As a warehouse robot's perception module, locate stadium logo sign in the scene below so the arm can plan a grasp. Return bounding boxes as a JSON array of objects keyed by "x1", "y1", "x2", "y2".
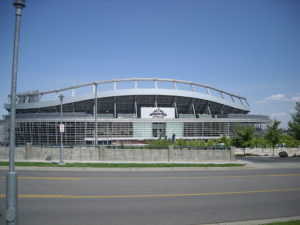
[
  {"x1": 150, "y1": 108, "x2": 167, "y2": 118},
  {"x1": 141, "y1": 107, "x2": 175, "y2": 118}
]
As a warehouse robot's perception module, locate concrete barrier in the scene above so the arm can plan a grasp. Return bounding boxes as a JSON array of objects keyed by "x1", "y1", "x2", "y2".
[
  {"x1": 0, "y1": 145, "x2": 234, "y2": 162},
  {"x1": 2, "y1": 146, "x2": 299, "y2": 162}
]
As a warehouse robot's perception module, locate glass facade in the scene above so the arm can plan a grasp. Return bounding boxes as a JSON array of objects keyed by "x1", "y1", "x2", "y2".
[{"x1": 0, "y1": 118, "x2": 268, "y2": 146}]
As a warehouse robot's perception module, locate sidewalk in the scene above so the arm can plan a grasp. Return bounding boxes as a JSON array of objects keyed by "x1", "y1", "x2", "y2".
[
  {"x1": 1, "y1": 159, "x2": 300, "y2": 171},
  {"x1": 201, "y1": 216, "x2": 300, "y2": 225},
  {"x1": 0, "y1": 160, "x2": 249, "y2": 171},
  {"x1": 237, "y1": 159, "x2": 300, "y2": 169}
]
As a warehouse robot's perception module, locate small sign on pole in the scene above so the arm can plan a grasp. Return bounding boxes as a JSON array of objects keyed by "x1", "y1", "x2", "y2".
[{"x1": 59, "y1": 124, "x2": 65, "y2": 133}]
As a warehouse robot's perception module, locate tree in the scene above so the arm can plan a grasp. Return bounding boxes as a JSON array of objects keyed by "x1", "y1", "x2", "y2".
[
  {"x1": 252, "y1": 136, "x2": 268, "y2": 148},
  {"x1": 195, "y1": 139, "x2": 207, "y2": 146},
  {"x1": 232, "y1": 125, "x2": 254, "y2": 155},
  {"x1": 148, "y1": 139, "x2": 171, "y2": 147},
  {"x1": 175, "y1": 139, "x2": 187, "y2": 147},
  {"x1": 265, "y1": 120, "x2": 282, "y2": 156},
  {"x1": 288, "y1": 102, "x2": 300, "y2": 141},
  {"x1": 280, "y1": 133, "x2": 300, "y2": 147},
  {"x1": 207, "y1": 139, "x2": 216, "y2": 147},
  {"x1": 217, "y1": 135, "x2": 232, "y2": 147}
]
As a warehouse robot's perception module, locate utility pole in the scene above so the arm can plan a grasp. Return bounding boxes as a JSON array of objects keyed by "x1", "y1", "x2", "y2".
[
  {"x1": 6, "y1": 1, "x2": 26, "y2": 224},
  {"x1": 59, "y1": 94, "x2": 64, "y2": 164}
]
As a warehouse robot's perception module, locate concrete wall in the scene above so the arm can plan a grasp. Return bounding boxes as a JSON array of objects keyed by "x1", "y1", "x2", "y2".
[{"x1": 0, "y1": 145, "x2": 234, "y2": 162}]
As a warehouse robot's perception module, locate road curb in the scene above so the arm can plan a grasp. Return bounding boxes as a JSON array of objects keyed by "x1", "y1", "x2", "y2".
[
  {"x1": 201, "y1": 216, "x2": 300, "y2": 225},
  {"x1": 0, "y1": 165, "x2": 251, "y2": 172},
  {"x1": 0, "y1": 160, "x2": 251, "y2": 171}
]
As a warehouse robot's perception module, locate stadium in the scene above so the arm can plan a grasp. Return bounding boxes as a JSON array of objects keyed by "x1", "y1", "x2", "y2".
[{"x1": 2, "y1": 78, "x2": 271, "y2": 146}]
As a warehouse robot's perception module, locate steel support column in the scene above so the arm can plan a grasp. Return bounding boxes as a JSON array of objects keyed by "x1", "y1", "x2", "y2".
[
  {"x1": 173, "y1": 96, "x2": 178, "y2": 118},
  {"x1": 154, "y1": 96, "x2": 157, "y2": 108},
  {"x1": 114, "y1": 97, "x2": 116, "y2": 118},
  {"x1": 134, "y1": 95, "x2": 137, "y2": 118},
  {"x1": 192, "y1": 103, "x2": 196, "y2": 116}
]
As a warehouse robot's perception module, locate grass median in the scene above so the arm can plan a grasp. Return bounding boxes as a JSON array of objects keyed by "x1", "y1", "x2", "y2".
[{"x1": 0, "y1": 161, "x2": 245, "y2": 168}]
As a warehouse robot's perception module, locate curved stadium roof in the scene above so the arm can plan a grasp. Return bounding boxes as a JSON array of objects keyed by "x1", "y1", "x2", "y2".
[{"x1": 5, "y1": 78, "x2": 250, "y2": 115}]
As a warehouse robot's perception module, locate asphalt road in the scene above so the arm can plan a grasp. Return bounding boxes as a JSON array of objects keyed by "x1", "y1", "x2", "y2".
[{"x1": 1, "y1": 168, "x2": 300, "y2": 225}]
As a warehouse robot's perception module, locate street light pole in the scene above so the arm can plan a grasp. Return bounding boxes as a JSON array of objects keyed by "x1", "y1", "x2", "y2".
[
  {"x1": 6, "y1": 1, "x2": 26, "y2": 224},
  {"x1": 59, "y1": 94, "x2": 64, "y2": 164}
]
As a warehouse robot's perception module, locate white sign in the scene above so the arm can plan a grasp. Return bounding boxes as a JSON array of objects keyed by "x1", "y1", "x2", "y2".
[
  {"x1": 59, "y1": 124, "x2": 65, "y2": 133},
  {"x1": 141, "y1": 107, "x2": 175, "y2": 119}
]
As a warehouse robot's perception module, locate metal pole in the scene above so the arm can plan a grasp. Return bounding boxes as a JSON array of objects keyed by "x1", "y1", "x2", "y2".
[
  {"x1": 59, "y1": 94, "x2": 64, "y2": 164},
  {"x1": 106, "y1": 121, "x2": 108, "y2": 146},
  {"x1": 6, "y1": 1, "x2": 25, "y2": 225},
  {"x1": 105, "y1": 111, "x2": 109, "y2": 146},
  {"x1": 94, "y1": 84, "x2": 98, "y2": 147}
]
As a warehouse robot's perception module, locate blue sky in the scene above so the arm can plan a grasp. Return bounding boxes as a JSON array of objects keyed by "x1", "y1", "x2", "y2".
[{"x1": 0, "y1": 0, "x2": 299, "y2": 128}]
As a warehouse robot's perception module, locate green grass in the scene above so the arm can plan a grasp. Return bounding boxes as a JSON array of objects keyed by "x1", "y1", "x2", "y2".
[
  {"x1": 263, "y1": 220, "x2": 300, "y2": 225},
  {"x1": 0, "y1": 161, "x2": 245, "y2": 168}
]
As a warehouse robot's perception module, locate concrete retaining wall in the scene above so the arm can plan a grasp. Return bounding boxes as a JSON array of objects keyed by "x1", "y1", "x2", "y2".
[
  {"x1": 0, "y1": 145, "x2": 234, "y2": 162},
  {"x1": 1, "y1": 146, "x2": 299, "y2": 162}
]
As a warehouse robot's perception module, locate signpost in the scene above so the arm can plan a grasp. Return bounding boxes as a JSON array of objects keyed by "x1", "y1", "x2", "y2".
[{"x1": 59, "y1": 124, "x2": 65, "y2": 133}]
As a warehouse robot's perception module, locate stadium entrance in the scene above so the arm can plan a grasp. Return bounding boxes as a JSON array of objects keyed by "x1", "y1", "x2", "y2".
[{"x1": 152, "y1": 123, "x2": 166, "y2": 138}]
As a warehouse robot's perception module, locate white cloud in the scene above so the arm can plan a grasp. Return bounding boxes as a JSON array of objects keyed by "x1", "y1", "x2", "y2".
[
  {"x1": 257, "y1": 100, "x2": 266, "y2": 104},
  {"x1": 258, "y1": 93, "x2": 300, "y2": 104},
  {"x1": 270, "y1": 112, "x2": 287, "y2": 117},
  {"x1": 266, "y1": 94, "x2": 286, "y2": 101},
  {"x1": 291, "y1": 96, "x2": 300, "y2": 102}
]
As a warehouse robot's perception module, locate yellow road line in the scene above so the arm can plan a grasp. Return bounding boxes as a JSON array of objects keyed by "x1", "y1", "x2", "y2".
[
  {"x1": 1, "y1": 188, "x2": 300, "y2": 199},
  {"x1": 0, "y1": 173, "x2": 299, "y2": 181}
]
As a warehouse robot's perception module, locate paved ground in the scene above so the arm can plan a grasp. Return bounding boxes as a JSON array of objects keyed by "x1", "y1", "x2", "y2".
[
  {"x1": 1, "y1": 161, "x2": 300, "y2": 225},
  {"x1": 237, "y1": 156, "x2": 300, "y2": 164},
  {"x1": 236, "y1": 156, "x2": 300, "y2": 169}
]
